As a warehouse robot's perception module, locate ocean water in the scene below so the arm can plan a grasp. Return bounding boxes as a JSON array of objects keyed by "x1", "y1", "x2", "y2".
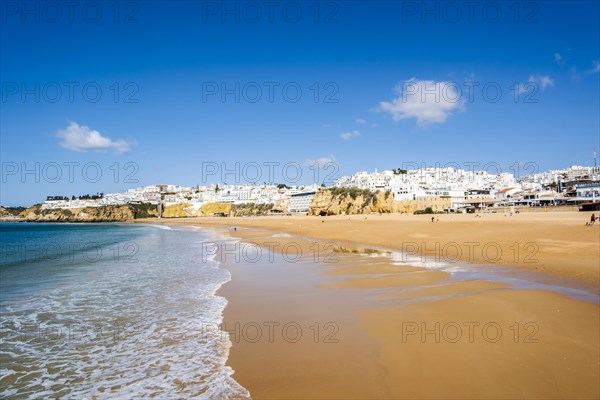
[{"x1": 0, "y1": 222, "x2": 249, "y2": 399}]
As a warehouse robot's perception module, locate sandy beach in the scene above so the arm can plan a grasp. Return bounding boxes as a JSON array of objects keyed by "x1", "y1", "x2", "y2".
[{"x1": 140, "y1": 211, "x2": 600, "y2": 398}]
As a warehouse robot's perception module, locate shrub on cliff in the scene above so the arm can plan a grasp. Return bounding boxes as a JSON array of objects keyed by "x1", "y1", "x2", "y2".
[
  {"x1": 414, "y1": 207, "x2": 435, "y2": 215},
  {"x1": 328, "y1": 187, "x2": 376, "y2": 201},
  {"x1": 130, "y1": 203, "x2": 158, "y2": 218},
  {"x1": 231, "y1": 203, "x2": 274, "y2": 216}
]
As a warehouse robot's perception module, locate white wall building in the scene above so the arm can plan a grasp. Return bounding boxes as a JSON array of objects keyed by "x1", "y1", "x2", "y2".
[
  {"x1": 289, "y1": 191, "x2": 317, "y2": 213},
  {"x1": 575, "y1": 184, "x2": 600, "y2": 201}
]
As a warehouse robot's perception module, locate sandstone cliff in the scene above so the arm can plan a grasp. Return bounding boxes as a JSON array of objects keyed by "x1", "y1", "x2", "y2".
[
  {"x1": 161, "y1": 202, "x2": 273, "y2": 217},
  {"x1": 19, "y1": 204, "x2": 157, "y2": 222},
  {"x1": 161, "y1": 203, "x2": 233, "y2": 218},
  {"x1": 308, "y1": 188, "x2": 408, "y2": 216},
  {"x1": 0, "y1": 206, "x2": 26, "y2": 220},
  {"x1": 231, "y1": 203, "x2": 274, "y2": 217}
]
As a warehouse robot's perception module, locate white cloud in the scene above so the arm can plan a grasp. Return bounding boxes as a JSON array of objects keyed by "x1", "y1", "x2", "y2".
[
  {"x1": 322, "y1": 123, "x2": 332, "y2": 128},
  {"x1": 377, "y1": 78, "x2": 465, "y2": 127},
  {"x1": 340, "y1": 130, "x2": 361, "y2": 140},
  {"x1": 304, "y1": 155, "x2": 337, "y2": 168},
  {"x1": 56, "y1": 122, "x2": 132, "y2": 154},
  {"x1": 529, "y1": 75, "x2": 555, "y2": 89},
  {"x1": 355, "y1": 118, "x2": 367, "y2": 124},
  {"x1": 515, "y1": 75, "x2": 555, "y2": 95}
]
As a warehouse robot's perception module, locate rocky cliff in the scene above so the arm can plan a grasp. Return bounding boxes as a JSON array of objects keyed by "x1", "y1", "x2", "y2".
[
  {"x1": 19, "y1": 204, "x2": 157, "y2": 222},
  {"x1": 16, "y1": 201, "x2": 276, "y2": 222},
  {"x1": 0, "y1": 206, "x2": 26, "y2": 220},
  {"x1": 231, "y1": 203, "x2": 274, "y2": 216},
  {"x1": 161, "y1": 202, "x2": 274, "y2": 217},
  {"x1": 161, "y1": 203, "x2": 233, "y2": 218},
  {"x1": 308, "y1": 188, "x2": 407, "y2": 216}
]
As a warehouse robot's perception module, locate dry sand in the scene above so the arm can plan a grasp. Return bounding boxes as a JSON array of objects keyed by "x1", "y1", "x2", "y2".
[{"x1": 139, "y1": 211, "x2": 600, "y2": 398}]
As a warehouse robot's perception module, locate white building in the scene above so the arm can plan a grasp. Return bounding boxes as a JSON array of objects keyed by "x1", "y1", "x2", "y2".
[
  {"x1": 494, "y1": 187, "x2": 522, "y2": 202},
  {"x1": 288, "y1": 191, "x2": 317, "y2": 213},
  {"x1": 575, "y1": 184, "x2": 600, "y2": 201}
]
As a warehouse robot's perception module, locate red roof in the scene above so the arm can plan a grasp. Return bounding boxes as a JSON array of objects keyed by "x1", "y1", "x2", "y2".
[{"x1": 497, "y1": 188, "x2": 515, "y2": 193}]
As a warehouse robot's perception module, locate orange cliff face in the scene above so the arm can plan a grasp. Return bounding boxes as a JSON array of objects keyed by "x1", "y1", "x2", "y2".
[{"x1": 308, "y1": 188, "x2": 416, "y2": 216}]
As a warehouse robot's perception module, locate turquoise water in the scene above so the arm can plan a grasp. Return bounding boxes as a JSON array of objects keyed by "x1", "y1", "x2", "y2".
[{"x1": 0, "y1": 222, "x2": 249, "y2": 398}]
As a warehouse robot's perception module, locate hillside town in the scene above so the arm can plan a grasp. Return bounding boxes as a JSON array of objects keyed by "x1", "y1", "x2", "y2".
[{"x1": 40, "y1": 165, "x2": 600, "y2": 214}]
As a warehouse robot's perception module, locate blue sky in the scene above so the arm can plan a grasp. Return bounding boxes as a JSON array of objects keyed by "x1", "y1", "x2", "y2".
[{"x1": 1, "y1": 0, "x2": 599, "y2": 205}]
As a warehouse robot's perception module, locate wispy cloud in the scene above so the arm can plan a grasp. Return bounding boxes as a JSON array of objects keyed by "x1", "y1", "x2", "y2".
[
  {"x1": 377, "y1": 78, "x2": 465, "y2": 127},
  {"x1": 355, "y1": 118, "x2": 367, "y2": 124},
  {"x1": 530, "y1": 75, "x2": 555, "y2": 89},
  {"x1": 516, "y1": 75, "x2": 555, "y2": 94},
  {"x1": 554, "y1": 52, "x2": 565, "y2": 66},
  {"x1": 554, "y1": 52, "x2": 600, "y2": 81},
  {"x1": 340, "y1": 130, "x2": 361, "y2": 140},
  {"x1": 572, "y1": 61, "x2": 600, "y2": 81},
  {"x1": 322, "y1": 123, "x2": 333, "y2": 128},
  {"x1": 56, "y1": 122, "x2": 132, "y2": 154},
  {"x1": 304, "y1": 155, "x2": 338, "y2": 168},
  {"x1": 570, "y1": 66, "x2": 581, "y2": 81}
]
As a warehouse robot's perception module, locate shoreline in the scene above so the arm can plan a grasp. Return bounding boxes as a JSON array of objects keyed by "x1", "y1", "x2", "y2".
[
  {"x1": 138, "y1": 211, "x2": 600, "y2": 293},
  {"x1": 219, "y1": 226, "x2": 599, "y2": 398},
  {"x1": 148, "y1": 213, "x2": 599, "y2": 398}
]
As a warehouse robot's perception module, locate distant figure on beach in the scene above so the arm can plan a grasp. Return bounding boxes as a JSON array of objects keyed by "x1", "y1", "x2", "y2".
[
  {"x1": 589, "y1": 214, "x2": 596, "y2": 226},
  {"x1": 431, "y1": 216, "x2": 435, "y2": 222},
  {"x1": 436, "y1": 216, "x2": 439, "y2": 222}
]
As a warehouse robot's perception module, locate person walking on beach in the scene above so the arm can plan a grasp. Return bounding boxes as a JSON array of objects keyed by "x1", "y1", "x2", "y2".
[
  {"x1": 431, "y1": 216, "x2": 435, "y2": 223},
  {"x1": 590, "y1": 213, "x2": 596, "y2": 226}
]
